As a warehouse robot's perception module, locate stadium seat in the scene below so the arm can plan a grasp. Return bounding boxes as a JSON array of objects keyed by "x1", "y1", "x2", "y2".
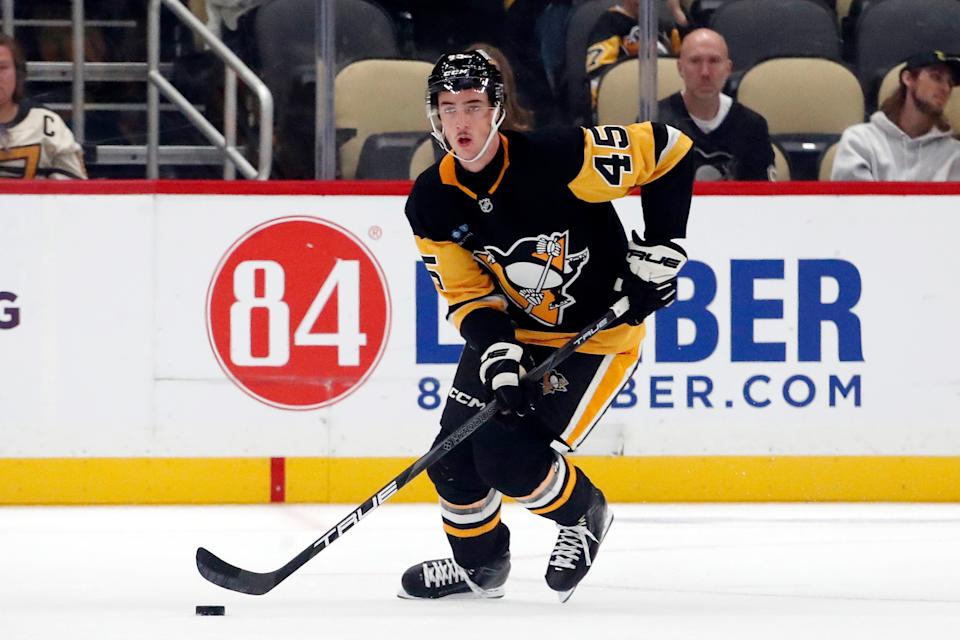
[
  {"x1": 737, "y1": 58, "x2": 864, "y2": 135},
  {"x1": 355, "y1": 132, "x2": 434, "y2": 180},
  {"x1": 877, "y1": 63, "x2": 960, "y2": 134},
  {"x1": 564, "y1": 0, "x2": 619, "y2": 125},
  {"x1": 737, "y1": 57, "x2": 862, "y2": 180},
  {"x1": 409, "y1": 137, "x2": 444, "y2": 180},
  {"x1": 256, "y1": 0, "x2": 399, "y2": 75},
  {"x1": 335, "y1": 59, "x2": 433, "y2": 180},
  {"x1": 818, "y1": 141, "x2": 839, "y2": 181},
  {"x1": 771, "y1": 141, "x2": 791, "y2": 181},
  {"x1": 595, "y1": 58, "x2": 684, "y2": 125},
  {"x1": 709, "y1": 0, "x2": 841, "y2": 76},
  {"x1": 256, "y1": 0, "x2": 400, "y2": 178},
  {"x1": 854, "y1": 0, "x2": 960, "y2": 100}
]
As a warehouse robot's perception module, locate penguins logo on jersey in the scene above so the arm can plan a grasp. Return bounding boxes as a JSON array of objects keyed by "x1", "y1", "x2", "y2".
[
  {"x1": 476, "y1": 230, "x2": 589, "y2": 326},
  {"x1": 542, "y1": 370, "x2": 569, "y2": 395}
]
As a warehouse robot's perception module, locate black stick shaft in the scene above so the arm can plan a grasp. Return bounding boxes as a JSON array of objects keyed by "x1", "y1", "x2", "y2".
[{"x1": 196, "y1": 297, "x2": 629, "y2": 595}]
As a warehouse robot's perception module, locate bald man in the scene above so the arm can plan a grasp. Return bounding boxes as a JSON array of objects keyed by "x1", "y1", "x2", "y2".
[{"x1": 657, "y1": 28, "x2": 774, "y2": 181}]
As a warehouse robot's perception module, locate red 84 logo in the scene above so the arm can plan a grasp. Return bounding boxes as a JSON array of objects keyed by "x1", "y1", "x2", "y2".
[{"x1": 206, "y1": 216, "x2": 391, "y2": 410}]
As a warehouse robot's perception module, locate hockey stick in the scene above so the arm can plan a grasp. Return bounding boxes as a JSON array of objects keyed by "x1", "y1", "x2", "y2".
[{"x1": 196, "y1": 296, "x2": 630, "y2": 596}]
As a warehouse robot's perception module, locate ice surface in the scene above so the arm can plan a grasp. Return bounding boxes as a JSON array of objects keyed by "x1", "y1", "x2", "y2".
[{"x1": 2, "y1": 503, "x2": 959, "y2": 639}]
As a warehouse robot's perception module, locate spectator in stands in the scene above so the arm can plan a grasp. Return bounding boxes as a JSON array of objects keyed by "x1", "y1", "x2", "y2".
[
  {"x1": 586, "y1": 0, "x2": 690, "y2": 118},
  {"x1": 657, "y1": 28, "x2": 773, "y2": 180},
  {"x1": 468, "y1": 43, "x2": 535, "y2": 132},
  {"x1": 504, "y1": 0, "x2": 565, "y2": 126},
  {"x1": 832, "y1": 50, "x2": 960, "y2": 181},
  {"x1": 0, "y1": 34, "x2": 87, "y2": 179},
  {"x1": 202, "y1": 0, "x2": 271, "y2": 73}
]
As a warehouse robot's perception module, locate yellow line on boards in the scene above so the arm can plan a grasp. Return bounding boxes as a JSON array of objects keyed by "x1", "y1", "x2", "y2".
[
  {"x1": 0, "y1": 458, "x2": 269, "y2": 505},
  {"x1": 1, "y1": 457, "x2": 960, "y2": 504}
]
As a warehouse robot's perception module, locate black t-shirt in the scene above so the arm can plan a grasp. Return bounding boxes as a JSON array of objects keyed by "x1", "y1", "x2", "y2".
[{"x1": 657, "y1": 92, "x2": 774, "y2": 181}]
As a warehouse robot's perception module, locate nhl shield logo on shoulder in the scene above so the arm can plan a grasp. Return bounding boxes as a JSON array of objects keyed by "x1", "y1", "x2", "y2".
[{"x1": 478, "y1": 197, "x2": 493, "y2": 213}]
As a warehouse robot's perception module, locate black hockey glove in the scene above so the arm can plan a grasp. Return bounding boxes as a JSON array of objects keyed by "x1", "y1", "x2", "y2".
[
  {"x1": 614, "y1": 231, "x2": 688, "y2": 326},
  {"x1": 479, "y1": 341, "x2": 537, "y2": 417}
]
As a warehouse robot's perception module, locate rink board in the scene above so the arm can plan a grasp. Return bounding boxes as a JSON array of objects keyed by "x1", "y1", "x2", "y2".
[{"x1": 1, "y1": 181, "x2": 959, "y2": 503}]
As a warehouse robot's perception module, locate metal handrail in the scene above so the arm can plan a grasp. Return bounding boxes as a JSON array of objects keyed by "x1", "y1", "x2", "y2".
[
  {"x1": 26, "y1": 61, "x2": 173, "y2": 82},
  {"x1": 147, "y1": 0, "x2": 273, "y2": 179},
  {"x1": 1, "y1": 0, "x2": 12, "y2": 36},
  {"x1": 72, "y1": 0, "x2": 84, "y2": 144}
]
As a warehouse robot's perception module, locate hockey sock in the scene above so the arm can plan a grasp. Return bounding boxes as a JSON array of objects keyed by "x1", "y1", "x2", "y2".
[
  {"x1": 515, "y1": 453, "x2": 599, "y2": 526},
  {"x1": 440, "y1": 489, "x2": 511, "y2": 569}
]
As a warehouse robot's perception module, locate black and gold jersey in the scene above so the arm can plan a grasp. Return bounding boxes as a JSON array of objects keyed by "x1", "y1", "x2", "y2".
[
  {"x1": 405, "y1": 123, "x2": 693, "y2": 356},
  {"x1": 585, "y1": 5, "x2": 682, "y2": 115}
]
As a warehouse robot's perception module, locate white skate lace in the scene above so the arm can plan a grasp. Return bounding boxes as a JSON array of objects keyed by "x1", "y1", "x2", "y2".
[
  {"x1": 548, "y1": 518, "x2": 598, "y2": 570},
  {"x1": 423, "y1": 558, "x2": 468, "y2": 588}
]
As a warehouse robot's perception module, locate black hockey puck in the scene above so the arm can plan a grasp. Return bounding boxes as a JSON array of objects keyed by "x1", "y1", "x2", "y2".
[{"x1": 195, "y1": 605, "x2": 225, "y2": 616}]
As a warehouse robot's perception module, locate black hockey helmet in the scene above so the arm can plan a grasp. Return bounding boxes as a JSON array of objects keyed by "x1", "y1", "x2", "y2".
[{"x1": 426, "y1": 50, "x2": 505, "y2": 113}]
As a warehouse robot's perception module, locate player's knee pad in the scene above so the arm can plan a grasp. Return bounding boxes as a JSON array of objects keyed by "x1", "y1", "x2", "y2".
[{"x1": 471, "y1": 419, "x2": 556, "y2": 497}]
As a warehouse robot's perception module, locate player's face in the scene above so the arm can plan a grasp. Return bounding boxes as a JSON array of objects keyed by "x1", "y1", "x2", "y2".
[
  {"x1": 677, "y1": 35, "x2": 731, "y2": 100},
  {"x1": 905, "y1": 65, "x2": 955, "y2": 117},
  {"x1": 437, "y1": 88, "x2": 495, "y2": 160},
  {"x1": 0, "y1": 45, "x2": 16, "y2": 110}
]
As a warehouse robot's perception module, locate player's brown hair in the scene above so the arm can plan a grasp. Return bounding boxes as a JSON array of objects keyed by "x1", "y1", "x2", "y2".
[
  {"x1": 467, "y1": 43, "x2": 535, "y2": 132},
  {"x1": 0, "y1": 33, "x2": 27, "y2": 104}
]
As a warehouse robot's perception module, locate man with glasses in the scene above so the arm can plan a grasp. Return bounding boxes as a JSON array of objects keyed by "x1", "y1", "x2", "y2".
[{"x1": 399, "y1": 49, "x2": 695, "y2": 602}]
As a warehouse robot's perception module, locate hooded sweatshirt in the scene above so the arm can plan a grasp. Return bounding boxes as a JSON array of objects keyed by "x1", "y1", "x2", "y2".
[{"x1": 831, "y1": 111, "x2": 960, "y2": 181}]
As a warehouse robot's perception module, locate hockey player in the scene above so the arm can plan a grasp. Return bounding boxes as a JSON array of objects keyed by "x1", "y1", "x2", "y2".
[
  {"x1": 0, "y1": 34, "x2": 87, "y2": 179},
  {"x1": 400, "y1": 50, "x2": 693, "y2": 602}
]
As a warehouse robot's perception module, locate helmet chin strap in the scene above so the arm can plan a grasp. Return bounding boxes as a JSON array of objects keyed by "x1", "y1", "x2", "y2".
[{"x1": 430, "y1": 106, "x2": 505, "y2": 164}]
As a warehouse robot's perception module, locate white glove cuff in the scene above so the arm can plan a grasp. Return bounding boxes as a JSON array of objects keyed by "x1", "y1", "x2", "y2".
[{"x1": 479, "y1": 342, "x2": 524, "y2": 383}]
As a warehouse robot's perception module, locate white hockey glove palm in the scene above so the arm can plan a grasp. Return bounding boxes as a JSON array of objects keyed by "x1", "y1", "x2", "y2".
[
  {"x1": 479, "y1": 341, "x2": 535, "y2": 417},
  {"x1": 614, "y1": 231, "x2": 688, "y2": 326}
]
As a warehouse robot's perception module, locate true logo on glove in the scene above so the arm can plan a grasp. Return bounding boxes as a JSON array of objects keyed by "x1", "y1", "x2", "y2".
[{"x1": 628, "y1": 249, "x2": 683, "y2": 269}]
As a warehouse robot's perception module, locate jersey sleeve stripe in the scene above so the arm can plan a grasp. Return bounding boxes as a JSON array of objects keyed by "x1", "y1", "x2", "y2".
[
  {"x1": 448, "y1": 295, "x2": 508, "y2": 329},
  {"x1": 649, "y1": 125, "x2": 693, "y2": 182}
]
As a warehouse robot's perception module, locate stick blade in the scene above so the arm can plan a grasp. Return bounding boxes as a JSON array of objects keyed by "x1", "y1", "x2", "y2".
[{"x1": 196, "y1": 547, "x2": 279, "y2": 596}]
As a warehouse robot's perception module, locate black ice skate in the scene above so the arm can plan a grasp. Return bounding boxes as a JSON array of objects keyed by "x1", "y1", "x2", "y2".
[
  {"x1": 545, "y1": 489, "x2": 614, "y2": 602},
  {"x1": 397, "y1": 552, "x2": 510, "y2": 600}
]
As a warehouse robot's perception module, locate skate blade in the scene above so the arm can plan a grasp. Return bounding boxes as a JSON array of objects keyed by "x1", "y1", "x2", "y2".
[
  {"x1": 396, "y1": 586, "x2": 505, "y2": 600},
  {"x1": 556, "y1": 510, "x2": 615, "y2": 604}
]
